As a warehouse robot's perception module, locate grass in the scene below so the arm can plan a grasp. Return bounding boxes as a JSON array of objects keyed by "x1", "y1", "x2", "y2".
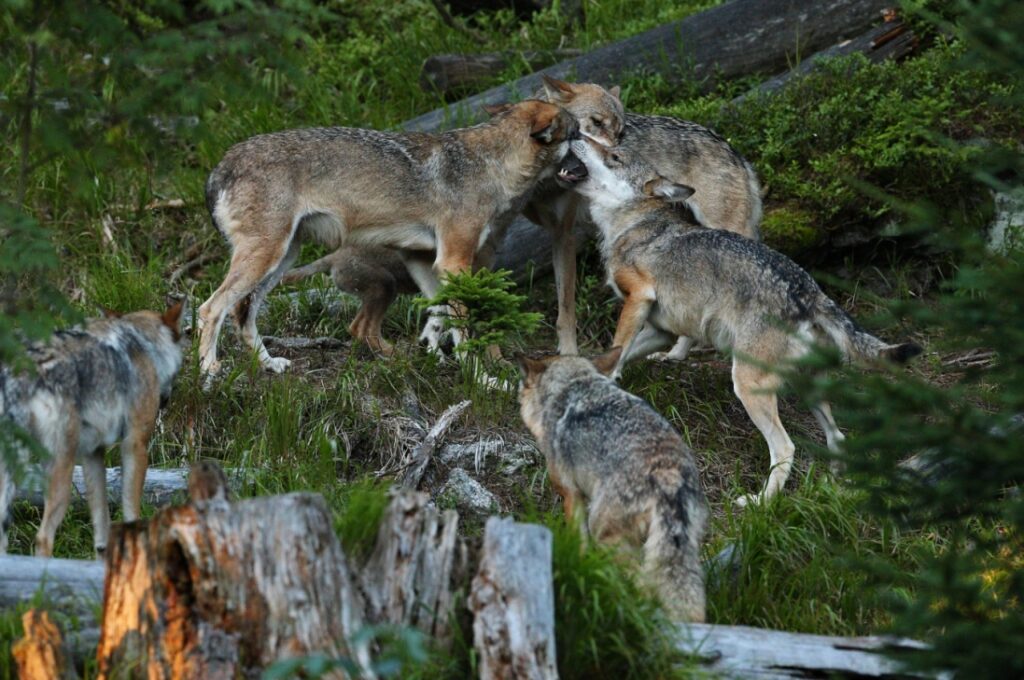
[{"x1": 0, "y1": 0, "x2": 1012, "y2": 677}]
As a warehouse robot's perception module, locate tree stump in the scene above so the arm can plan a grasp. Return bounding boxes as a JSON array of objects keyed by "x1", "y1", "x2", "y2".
[
  {"x1": 95, "y1": 492, "x2": 370, "y2": 679},
  {"x1": 358, "y1": 490, "x2": 470, "y2": 643},
  {"x1": 13, "y1": 609, "x2": 77, "y2": 680},
  {"x1": 469, "y1": 517, "x2": 557, "y2": 680}
]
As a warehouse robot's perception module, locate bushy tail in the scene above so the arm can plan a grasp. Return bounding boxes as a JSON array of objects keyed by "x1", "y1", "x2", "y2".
[
  {"x1": 815, "y1": 295, "x2": 923, "y2": 364},
  {"x1": 643, "y1": 467, "x2": 708, "y2": 622},
  {"x1": 280, "y1": 253, "x2": 335, "y2": 286}
]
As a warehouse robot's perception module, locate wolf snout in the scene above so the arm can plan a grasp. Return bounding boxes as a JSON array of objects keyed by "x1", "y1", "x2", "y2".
[{"x1": 556, "y1": 149, "x2": 588, "y2": 188}]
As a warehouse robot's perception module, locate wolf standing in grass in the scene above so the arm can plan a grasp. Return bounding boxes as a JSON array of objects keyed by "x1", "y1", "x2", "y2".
[
  {"x1": 518, "y1": 349, "x2": 708, "y2": 622},
  {"x1": 199, "y1": 100, "x2": 577, "y2": 374},
  {"x1": 0, "y1": 302, "x2": 184, "y2": 557},
  {"x1": 558, "y1": 138, "x2": 922, "y2": 506}
]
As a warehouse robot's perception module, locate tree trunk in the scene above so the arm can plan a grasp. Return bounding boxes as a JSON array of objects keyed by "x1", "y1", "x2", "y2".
[
  {"x1": 421, "y1": 50, "x2": 582, "y2": 97},
  {"x1": 95, "y1": 493, "x2": 370, "y2": 679},
  {"x1": 468, "y1": 517, "x2": 557, "y2": 680},
  {"x1": 357, "y1": 490, "x2": 470, "y2": 644},
  {"x1": 402, "y1": 0, "x2": 895, "y2": 133}
]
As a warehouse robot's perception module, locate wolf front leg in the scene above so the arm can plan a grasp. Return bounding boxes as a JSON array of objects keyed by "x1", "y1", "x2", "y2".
[
  {"x1": 610, "y1": 270, "x2": 657, "y2": 379},
  {"x1": 551, "y1": 194, "x2": 581, "y2": 356}
]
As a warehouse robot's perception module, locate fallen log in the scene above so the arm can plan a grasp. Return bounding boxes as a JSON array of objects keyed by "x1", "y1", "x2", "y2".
[
  {"x1": 469, "y1": 516, "x2": 558, "y2": 680},
  {"x1": 676, "y1": 623, "x2": 942, "y2": 679},
  {"x1": 357, "y1": 489, "x2": 470, "y2": 644},
  {"x1": 398, "y1": 400, "x2": 472, "y2": 489},
  {"x1": 14, "y1": 465, "x2": 242, "y2": 509},
  {"x1": 96, "y1": 492, "x2": 371, "y2": 679},
  {"x1": 421, "y1": 50, "x2": 582, "y2": 97},
  {"x1": 734, "y1": 15, "x2": 918, "y2": 103},
  {"x1": 402, "y1": 0, "x2": 895, "y2": 132}
]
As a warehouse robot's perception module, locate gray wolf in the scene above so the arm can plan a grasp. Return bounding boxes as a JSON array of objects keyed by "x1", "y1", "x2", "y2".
[
  {"x1": 518, "y1": 348, "x2": 708, "y2": 621},
  {"x1": 0, "y1": 302, "x2": 185, "y2": 557},
  {"x1": 198, "y1": 100, "x2": 578, "y2": 375},
  {"x1": 281, "y1": 245, "x2": 427, "y2": 356},
  {"x1": 530, "y1": 76, "x2": 763, "y2": 356},
  {"x1": 558, "y1": 138, "x2": 922, "y2": 505}
]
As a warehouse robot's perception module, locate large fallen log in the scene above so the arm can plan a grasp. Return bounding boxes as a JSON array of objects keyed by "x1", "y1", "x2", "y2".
[
  {"x1": 95, "y1": 492, "x2": 371, "y2": 679},
  {"x1": 402, "y1": 0, "x2": 895, "y2": 132},
  {"x1": 676, "y1": 623, "x2": 942, "y2": 679},
  {"x1": 469, "y1": 516, "x2": 558, "y2": 680},
  {"x1": 421, "y1": 49, "x2": 582, "y2": 97}
]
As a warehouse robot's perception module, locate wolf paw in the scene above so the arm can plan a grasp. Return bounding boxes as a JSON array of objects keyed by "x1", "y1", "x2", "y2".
[
  {"x1": 264, "y1": 356, "x2": 292, "y2": 373},
  {"x1": 734, "y1": 493, "x2": 764, "y2": 508}
]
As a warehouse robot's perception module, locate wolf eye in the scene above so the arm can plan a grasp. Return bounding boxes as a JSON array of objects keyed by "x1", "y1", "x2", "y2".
[
  {"x1": 609, "y1": 153, "x2": 623, "y2": 165},
  {"x1": 591, "y1": 117, "x2": 604, "y2": 129}
]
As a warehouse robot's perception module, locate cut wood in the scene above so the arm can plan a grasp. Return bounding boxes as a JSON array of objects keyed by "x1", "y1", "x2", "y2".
[
  {"x1": 676, "y1": 623, "x2": 946, "y2": 679},
  {"x1": 734, "y1": 17, "x2": 918, "y2": 103},
  {"x1": 421, "y1": 50, "x2": 582, "y2": 97},
  {"x1": 398, "y1": 400, "x2": 472, "y2": 489},
  {"x1": 96, "y1": 492, "x2": 371, "y2": 679},
  {"x1": 469, "y1": 516, "x2": 557, "y2": 680},
  {"x1": 14, "y1": 465, "x2": 242, "y2": 509},
  {"x1": 13, "y1": 609, "x2": 77, "y2": 680},
  {"x1": 357, "y1": 489, "x2": 470, "y2": 644},
  {"x1": 402, "y1": 0, "x2": 896, "y2": 132}
]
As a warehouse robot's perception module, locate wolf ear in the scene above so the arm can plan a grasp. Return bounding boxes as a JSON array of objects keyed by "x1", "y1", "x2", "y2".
[
  {"x1": 608, "y1": 85, "x2": 621, "y2": 100},
  {"x1": 643, "y1": 177, "x2": 695, "y2": 203},
  {"x1": 530, "y1": 107, "x2": 560, "y2": 143},
  {"x1": 515, "y1": 353, "x2": 552, "y2": 383},
  {"x1": 483, "y1": 102, "x2": 512, "y2": 117},
  {"x1": 590, "y1": 346, "x2": 623, "y2": 376},
  {"x1": 541, "y1": 75, "x2": 576, "y2": 104},
  {"x1": 162, "y1": 300, "x2": 185, "y2": 338}
]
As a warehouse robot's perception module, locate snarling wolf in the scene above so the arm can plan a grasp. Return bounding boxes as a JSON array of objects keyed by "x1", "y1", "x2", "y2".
[
  {"x1": 531, "y1": 76, "x2": 763, "y2": 356},
  {"x1": 199, "y1": 100, "x2": 577, "y2": 375},
  {"x1": 559, "y1": 138, "x2": 922, "y2": 505},
  {"x1": 518, "y1": 348, "x2": 708, "y2": 621},
  {"x1": 0, "y1": 302, "x2": 185, "y2": 557}
]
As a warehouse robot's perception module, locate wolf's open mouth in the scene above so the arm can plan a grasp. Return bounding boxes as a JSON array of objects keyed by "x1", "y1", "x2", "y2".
[{"x1": 556, "y1": 150, "x2": 588, "y2": 187}]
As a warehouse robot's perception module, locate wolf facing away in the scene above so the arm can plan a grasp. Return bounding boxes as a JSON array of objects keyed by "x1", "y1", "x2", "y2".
[
  {"x1": 518, "y1": 349, "x2": 708, "y2": 622},
  {"x1": 530, "y1": 76, "x2": 763, "y2": 356},
  {"x1": 557, "y1": 138, "x2": 922, "y2": 505},
  {"x1": 0, "y1": 302, "x2": 185, "y2": 557},
  {"x1": 199, "y1": 100, "x2": 578, "y2": 375}
]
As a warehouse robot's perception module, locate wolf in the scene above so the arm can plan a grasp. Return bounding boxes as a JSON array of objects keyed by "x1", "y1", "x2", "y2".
[
  {"x1": 518, "y1": 348, "x2": 708, "y2": 621},
  {"x1": 557, "y1": 138, "x2": 922, "y2": 505},
  {"x1": 198, "y1": 100, "x2": 578, "y2": 375},
  {"x1": 0, "y1": 302, "x2": 185, "y2": 557},
  {"x1": 530, "y1": 76, "x2": 763, "y2": 356},
  {"x1": 281, "y1": 245, "x2": 427, "y2": 356}
]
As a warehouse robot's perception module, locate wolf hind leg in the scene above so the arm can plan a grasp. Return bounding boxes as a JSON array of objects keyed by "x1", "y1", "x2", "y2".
[
  {"x1": 236, "y1": 237, "x2": 302, "y2": 372},
  {"x1": 34, "y1": 421, "x2": 79, "y2": 557},
  {"x1": 82, "y1": 452, "x2": 110, "y2": 559},
  {"x1": 623, "y1": 323, "x2": 675, "y2": 363},
  {"x1": 811, "y1": 402, "x2": 846, "y2": 474},
  {"x1": 731, "y1": 359, "x2": 794, "y2": 507}
]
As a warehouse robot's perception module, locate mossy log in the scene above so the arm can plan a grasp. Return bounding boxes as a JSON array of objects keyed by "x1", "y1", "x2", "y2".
[{"x1": 421, "y1": 50, "x2": 582, "y2": 97}]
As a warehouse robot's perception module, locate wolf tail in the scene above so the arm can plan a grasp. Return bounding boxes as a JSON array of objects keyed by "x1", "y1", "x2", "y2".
[
  {"x1": 280, "y1": 253, "x2": 335, "y2": 286},
  {"x1": 643, "y1": 465, "x2": 708, "y2": 622},
  {"x1": 814, "y1": 295, "x2": 922, "y2": 364}
]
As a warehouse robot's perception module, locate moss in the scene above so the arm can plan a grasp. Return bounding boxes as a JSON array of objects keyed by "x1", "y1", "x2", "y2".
[{"x1": 761, "y1": 205, "x2": 821, "y2": 253}]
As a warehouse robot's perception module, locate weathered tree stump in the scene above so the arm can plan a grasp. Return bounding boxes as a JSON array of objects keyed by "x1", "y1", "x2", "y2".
[
  {"x1": 357, "y1": 490, "x2": 470, "y2": 643},
  {"x1": 95, "y1": 492, "x2": 370, "y2": 679},
  {"x1": 469, "y1": 516, "x2": 557, "y2": 680},
  {"x1": 13, "y1": 609, "x2": 77, "y2": 680}
]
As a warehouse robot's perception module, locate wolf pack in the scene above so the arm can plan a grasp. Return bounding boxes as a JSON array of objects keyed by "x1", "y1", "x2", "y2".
[{"x1": 0, "y1": 76, "x2": 922, "y2": 624}]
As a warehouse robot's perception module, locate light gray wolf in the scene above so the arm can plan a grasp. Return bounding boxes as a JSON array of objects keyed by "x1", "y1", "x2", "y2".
[
  {"x1": 558, "y1": 138, "x2": 922, "y2": 505},
  {"x1": 518, "y1": 348, "x2": 708, "y2": 621},
  {"x1": 0, "y1": 302, "x2": 185, "y2": 557},
  {"x1": 281, "y1": 245, "x2": 427, "y2": 356},
  {"x1": 198, "y1": 100, "x2": 578, "y2": 375},
  {"x1": 529, "y1": 76, "x2": 763, "y2": 356}
]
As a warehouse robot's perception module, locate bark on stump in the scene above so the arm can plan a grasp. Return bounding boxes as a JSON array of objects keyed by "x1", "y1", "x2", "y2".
[
  {"x1": 13, "y1": 609, "x2": 77, "y2": 680},
  {"x1": 95, "y1": 493, "x2": 369, "y2": 679},
  {"x1": 357, "y1": 489, "x2": 470, "y2": 644},
  {"x1": 469, "y1": 516, "x2": 557, "y2": 680}
]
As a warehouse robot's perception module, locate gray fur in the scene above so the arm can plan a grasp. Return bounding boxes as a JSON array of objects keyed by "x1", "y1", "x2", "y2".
[{"x1": 519, "y1": 355, "x2": 708, "y2": 621}]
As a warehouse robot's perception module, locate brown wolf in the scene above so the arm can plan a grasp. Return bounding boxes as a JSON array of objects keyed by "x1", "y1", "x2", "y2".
[
  {"x1": 518, "y1": 348, "x2": 708, "y2": 622},
  {"x1": 532, "y1": 76, "x2": 763, "y2": 356},
  {"x1": 198, "y1": 100, "x2": 577, "y2": 375},
  {"x1": 558, "y1": 138, "x2": 922, "y2": 505},
  {"x1": 0, "y1": 302, "x2": 185, "y2": 557}
]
